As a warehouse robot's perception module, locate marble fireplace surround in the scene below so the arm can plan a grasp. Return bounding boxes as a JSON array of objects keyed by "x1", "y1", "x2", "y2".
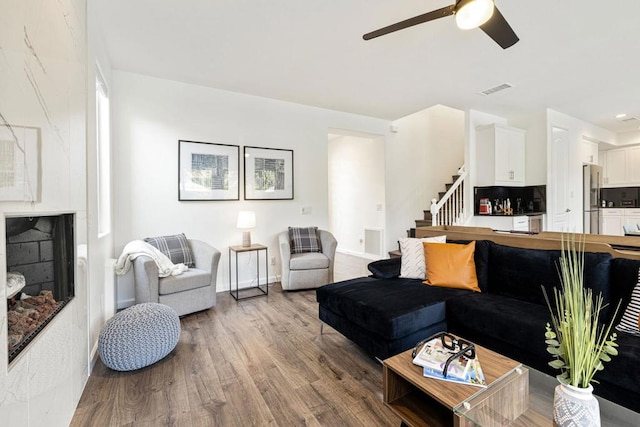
[
  {"x1": 0, "y1": 0, "x2": 89, "y2": 424},
  {"x1": 5, "y1": 214, "x2": 75, "y2": 364}
]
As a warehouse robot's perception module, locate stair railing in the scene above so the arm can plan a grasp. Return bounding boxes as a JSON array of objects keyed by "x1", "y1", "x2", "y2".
[{"x1": 430, "y1": 166, "x2": 468, "y2": 226}]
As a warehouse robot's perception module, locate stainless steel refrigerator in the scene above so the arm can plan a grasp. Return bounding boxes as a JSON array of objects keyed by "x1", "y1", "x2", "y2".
[{"x1": 583, "y1": 164, "x2": 602, "y2": 234}]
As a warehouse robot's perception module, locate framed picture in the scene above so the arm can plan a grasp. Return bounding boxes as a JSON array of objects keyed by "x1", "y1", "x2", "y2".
[
  {"x1": 244, "y1": 146, "x2": 294, "y2": 200},
  {"x1": 0, "y1": 125, "x2": 40, "y2": 202},
  {"x1": 178, "y1": 140, "x2": 240, "y2": 201}
]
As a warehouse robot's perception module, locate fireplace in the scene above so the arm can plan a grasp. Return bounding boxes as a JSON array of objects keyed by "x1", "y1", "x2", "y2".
[{"x1": 5, "y1": 213, "x2": 75, "y2": 363}]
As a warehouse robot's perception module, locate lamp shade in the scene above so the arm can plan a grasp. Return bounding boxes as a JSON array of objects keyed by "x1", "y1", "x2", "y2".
[
  {"x1": 236, "y1": 211, "x2": 256, "y2": 229},
  {"x1": 455, "y1": 0, "x2": 494, "y2": 30}
]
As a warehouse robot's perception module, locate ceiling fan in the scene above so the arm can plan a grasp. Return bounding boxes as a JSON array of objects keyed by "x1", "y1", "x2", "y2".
[{"x1": 363, "y1": 0, "x2": 519, "y2": 49}]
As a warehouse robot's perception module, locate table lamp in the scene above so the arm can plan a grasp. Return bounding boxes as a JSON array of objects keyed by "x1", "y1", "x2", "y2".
[{"x1": 237, "y1": 211, "x2": 256, "y2": 247}]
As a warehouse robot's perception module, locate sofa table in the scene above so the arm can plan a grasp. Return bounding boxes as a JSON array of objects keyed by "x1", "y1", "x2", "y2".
[{"x1": 228, "y1": 244, "x2": 268, "y2": 301}]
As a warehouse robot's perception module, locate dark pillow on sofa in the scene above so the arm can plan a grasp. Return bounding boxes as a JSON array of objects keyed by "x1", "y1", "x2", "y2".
[
  {"x1": 144, "y1": 233, "x2": 194, "y2": 267},
  {"x1": 444, "y1": 239, "x2": 492, "y2": 292},
  {"x1": 368, "y1": 258, "x2": 401, "y2": 279},
  {"x1": 488, "y1": 243, "x2": 612, "y2": 309}
]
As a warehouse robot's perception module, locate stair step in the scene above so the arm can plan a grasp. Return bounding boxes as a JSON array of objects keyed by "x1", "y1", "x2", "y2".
[
  {"x1": 423, "y1": 211, "x2": 432, "y2": 220},
  {"x1": 445, "y1": 183, "x2": 453, "y2": 191},
  {"x1": 415, "y1": 219, "x2": 432, "y2": 227},
  {"x1": 453, "y1": 175, "x2": 460, "y2": 183},
  {"x1": 438, "y1": 191, "x2": 447, "y2": 199}
]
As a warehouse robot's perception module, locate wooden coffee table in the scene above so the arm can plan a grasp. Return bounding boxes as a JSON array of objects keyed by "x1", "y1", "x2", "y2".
[{"x1": 383, "y1": 343, "x2": 531, "y2": 427}]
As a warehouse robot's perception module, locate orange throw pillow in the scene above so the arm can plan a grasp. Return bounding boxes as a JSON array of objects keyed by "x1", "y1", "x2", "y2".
[{"x1": 422, "y1": 241, "x2": 480, "y2": 292}]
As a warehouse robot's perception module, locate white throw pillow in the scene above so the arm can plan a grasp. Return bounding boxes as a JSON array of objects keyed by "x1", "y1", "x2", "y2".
[
  {"x1": 399, "y1": 235, "x2": 446, "y2": 280},
  {"x1": 615, "y1": 268, "x2": 640, "y2": 336}
]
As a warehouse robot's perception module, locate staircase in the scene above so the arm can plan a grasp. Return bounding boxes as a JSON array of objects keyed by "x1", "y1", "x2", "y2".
[{"x1": 409, "y1": 166, "x2": 468, "y2": 237}]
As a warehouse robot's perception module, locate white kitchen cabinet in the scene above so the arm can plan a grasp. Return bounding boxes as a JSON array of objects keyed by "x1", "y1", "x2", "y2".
[
  {"x1": 476, "y1": 124, "x2": 526, "y2": 187},
  {"x1": 474, "y1": 215, "x2": 531, "y2": 231},
  {"x1": 512, "y1": 216, "x2": 529, "y2": 231},
  {"x1": 604, "y1": 148, "x2": 627, "y2": 186},
  {"x1": 602, "y1": 145, "x2": 640, "y2": 187},
  {"x1": 623, "y1": 209, "x2": 640, "y2": 230},
  {"x1": 628, "y1": 147, "x2": 640, "y2": 183},
  {"x1": 600, "y1": 209, "x2": 624, "y2": 236},
  {"x1": 598, "y1": 150, "x2": 606, "y2": 168},
  {"x1": 581, "y1": 139, "x2": 599, "y2": 165}
]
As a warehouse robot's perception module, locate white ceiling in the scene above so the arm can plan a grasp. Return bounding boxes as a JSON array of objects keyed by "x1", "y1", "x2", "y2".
[{"x1": 94, "y1": 0, "x2": 640, "y2": 134}]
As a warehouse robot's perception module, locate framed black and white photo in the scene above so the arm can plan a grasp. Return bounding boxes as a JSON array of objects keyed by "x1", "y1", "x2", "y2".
[
  {"x1": 244, "y1": 146, "x2": 294, "y2": 200},
  {"x1": 178, "y1": 140, "x2": 240, "y2": 201}
]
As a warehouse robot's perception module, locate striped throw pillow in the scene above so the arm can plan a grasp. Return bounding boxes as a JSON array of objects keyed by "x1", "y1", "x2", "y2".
[
  {"x1": 144, "y1": 233, "x2": 195, "y2": 267},
  {"x1": 399, "y1": 235, "x2": 447, "y2": 280},
  {"x1": 289, "y1": 227, "x2": 322, "y2": 254},
  {"x1": 616, "y1": 268, "x2": 640, "y2": 336}
]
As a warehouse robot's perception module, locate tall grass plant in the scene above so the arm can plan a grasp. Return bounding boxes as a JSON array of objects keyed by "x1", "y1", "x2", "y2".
[{"x1": 543, "y1": 235, "x2": 619, "y2": 388}]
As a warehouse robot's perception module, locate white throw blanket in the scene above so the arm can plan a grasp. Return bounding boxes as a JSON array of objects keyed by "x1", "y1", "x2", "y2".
[{"x1": 115, "y1": 240, "x2": 189, "y2": 277}]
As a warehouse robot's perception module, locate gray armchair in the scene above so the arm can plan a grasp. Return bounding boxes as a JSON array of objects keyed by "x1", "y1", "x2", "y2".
[
  {"x1": 133, "y1": 239, "x2": 221, "y2": 316},
  {"x1": 278, "y1": 230, "x2": 337, "y2": 290}
]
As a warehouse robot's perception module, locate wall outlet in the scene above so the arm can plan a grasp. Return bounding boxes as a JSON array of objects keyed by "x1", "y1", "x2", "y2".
[
  {"x1": 301, "y1": 206, "x2": 312, "y2": 215},
  {"x1": 270, "y1": 256, "x2": 276, "y2": 266}
]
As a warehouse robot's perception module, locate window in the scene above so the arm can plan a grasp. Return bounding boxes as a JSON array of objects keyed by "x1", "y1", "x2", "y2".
[{"x1": 96, "y1": 67, "x2": 111, "y2": 237}]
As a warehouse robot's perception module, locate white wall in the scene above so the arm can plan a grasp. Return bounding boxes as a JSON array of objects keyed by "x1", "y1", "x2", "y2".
[
  {"x1": 0, "y1": 0, "x2": 89, "y2": 425},
  {"x1": 385, "y1": 105, "x2": 465, "y2": 250},
  {"x1": 86, "y1": 1, "x2": 115, "y2": 369},
  {"x1": 617, "y1": 131, "x2": 640, "y2": 146},
  {"x1": 111, "y1": 71, "x2": 391, "y2": 296},
  {"x1": 328, "y1": 133, "x2": 385, "y2": 256}
]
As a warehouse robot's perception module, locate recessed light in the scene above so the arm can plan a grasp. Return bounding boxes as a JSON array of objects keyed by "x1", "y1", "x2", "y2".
[{"x1": 616, "y1": 113, "x2": 627, "y2": 119}]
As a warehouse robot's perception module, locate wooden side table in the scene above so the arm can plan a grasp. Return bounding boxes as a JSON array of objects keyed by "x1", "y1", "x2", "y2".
[
  {"x1": 228, "y1": 244, "x2": 268, "y2": 301},
  {"x1": 383, "y1": 345, "x2": 527, "y2": 426}
]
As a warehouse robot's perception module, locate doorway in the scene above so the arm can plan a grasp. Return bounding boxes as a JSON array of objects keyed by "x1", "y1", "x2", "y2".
[
  {"x1": 550, "y1": 126, "x2": 573, "y2": 231},
  {"x1": 327, "y1": 129, "x2": 385, "y2": 258}
]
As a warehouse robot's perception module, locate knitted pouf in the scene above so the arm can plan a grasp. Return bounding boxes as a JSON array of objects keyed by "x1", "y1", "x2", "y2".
[{"x1": 98, "y1": 303, "x2": 180, "y2": 371}]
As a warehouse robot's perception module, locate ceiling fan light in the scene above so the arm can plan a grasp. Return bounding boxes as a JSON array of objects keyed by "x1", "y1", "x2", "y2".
[{"x1": 455, "y1": 0, "x2": 495, "y2": 30}]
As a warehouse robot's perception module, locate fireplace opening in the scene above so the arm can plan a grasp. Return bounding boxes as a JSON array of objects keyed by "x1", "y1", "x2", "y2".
[{"x1": 5, "y1": 213, "x2": 75, "y2": 363}]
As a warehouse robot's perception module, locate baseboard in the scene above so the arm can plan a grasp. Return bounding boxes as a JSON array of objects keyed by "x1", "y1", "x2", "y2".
[
  {"x1": 89, "y1": 339, "x2": 100, "y2": 373},
  {"x1": 217, "y1": 275, "x2": 279, "y2": 292},
  {"x1": 116, "y1": 297, "x2": 135, "y2": 310},
  {"x1": 336, "y1": 248, "x2": 382, "y2": 261}
]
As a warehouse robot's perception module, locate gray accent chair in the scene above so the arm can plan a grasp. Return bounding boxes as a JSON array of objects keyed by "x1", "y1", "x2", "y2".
[
  {"x1": 133, "y1": 239, "x2": 221, "y2": 316},
  {"x1": 278, "y1": 230, "x2": 337, "y2": 291}
]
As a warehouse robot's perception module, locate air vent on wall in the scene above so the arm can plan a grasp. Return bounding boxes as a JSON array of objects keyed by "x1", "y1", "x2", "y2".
[{"x1": 479, "y1": 83, "x2": 513, "y2": 96}]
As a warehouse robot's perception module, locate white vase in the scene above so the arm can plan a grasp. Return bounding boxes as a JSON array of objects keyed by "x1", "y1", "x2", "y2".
[{"x1": 553, "y1": 383, "x2": 600, "y2": 427}]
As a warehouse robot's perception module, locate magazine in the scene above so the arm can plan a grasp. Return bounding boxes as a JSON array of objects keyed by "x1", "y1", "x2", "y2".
[
  {"x1": 422, "y1": 357, "x2": 487, "y2": 388},
  {"x1": 412, "y1": 337, "x2": 472, "y2": 380}
]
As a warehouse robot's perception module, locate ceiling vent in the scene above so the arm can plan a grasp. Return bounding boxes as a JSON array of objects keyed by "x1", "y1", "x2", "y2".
[{"x1": 479, "y1": 83, "x2": 513, "y2": 96}]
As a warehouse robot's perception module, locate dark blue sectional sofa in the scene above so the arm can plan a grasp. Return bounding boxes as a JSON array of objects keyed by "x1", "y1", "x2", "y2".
[{"x1": 316, "y1": 235, "x2": 640, "y2": 413}]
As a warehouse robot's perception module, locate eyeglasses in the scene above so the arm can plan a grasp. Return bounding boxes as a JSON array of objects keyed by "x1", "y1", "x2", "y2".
[{"x1": 412, "y1": 332, "x2": 476, "y2": 377}]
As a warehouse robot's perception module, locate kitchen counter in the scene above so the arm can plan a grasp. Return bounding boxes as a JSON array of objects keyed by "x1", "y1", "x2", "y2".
[{"x1": 475, "y1": 211, "x2": 546, "y2": 217}]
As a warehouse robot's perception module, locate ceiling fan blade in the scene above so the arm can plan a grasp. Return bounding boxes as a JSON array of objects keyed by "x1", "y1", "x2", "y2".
[
  {"x1": 479, "y1": 6, "x2": 519, "y2": 49},
  {"x1": 363, "y1": 5, "x2": 455, "y2": 40}
]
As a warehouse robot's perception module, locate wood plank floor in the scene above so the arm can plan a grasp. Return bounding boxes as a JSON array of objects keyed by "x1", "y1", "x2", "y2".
[{"x1": 71, "y1": 254, "x2": 399, "y2": 426}]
